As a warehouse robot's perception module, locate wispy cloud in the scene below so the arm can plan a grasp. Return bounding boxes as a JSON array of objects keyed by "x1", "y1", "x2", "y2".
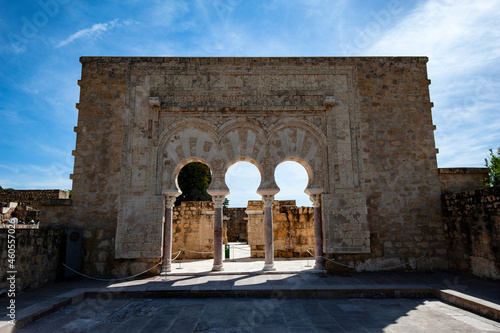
[
  {"x1": 365, "y1": 0, "x2": 500, "y2": 167},
  {"x1": 56, "y1": 19, "x2": 136, "y2": 48},
  {"x1": 0, "y1": 165, "x2": 20, "y2": 174}
]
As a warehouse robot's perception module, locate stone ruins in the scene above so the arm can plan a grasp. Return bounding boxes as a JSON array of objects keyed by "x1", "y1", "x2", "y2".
[{"x1": 35, "y1": 57, "x2": 496, "y2": 278}]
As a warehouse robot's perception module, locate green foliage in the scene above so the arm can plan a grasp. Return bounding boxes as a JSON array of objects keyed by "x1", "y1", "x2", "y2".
[
  {"x1": 483, "y1": 148, "x2": 500, "y2": 186},
  {"x1": 175, "y1": 162, "x2": 212, "y2": 205}
]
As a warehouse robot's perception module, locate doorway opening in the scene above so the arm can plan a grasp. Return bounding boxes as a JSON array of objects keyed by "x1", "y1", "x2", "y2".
[{"x1": 224, "y1": 161, "x2": 261, "y2": 260}]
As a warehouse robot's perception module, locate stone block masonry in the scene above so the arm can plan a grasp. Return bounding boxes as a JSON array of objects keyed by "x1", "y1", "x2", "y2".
[
  {"x1": 0, "y1": 227, "x2": 65, "y2": 293},
  {"x1": 172, "y1": 201, "x2": 228, "y2": 259},
  {"x1": 439, "y1": 168, "x2": 489, "y2": 194},
  {"x1": 442, "y1": 186, "x2": 500, "y2": 280},
  {"x1": 247, "y1": 200, "x2": 315, "y2": 258},
  {"x1": 225, "y1": 207, "x2": 247, "y2": 242},
  {"x1": 0, "y1": 190, "x2": 69, "y2": 210},
  {"x1": 66, "y1": 57, "x2": 446, "y2": 277}
]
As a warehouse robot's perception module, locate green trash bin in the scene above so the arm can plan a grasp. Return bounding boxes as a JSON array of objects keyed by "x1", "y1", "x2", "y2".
[{"x1": 224, "y1": 244, "x2": 230, "y2": 259}]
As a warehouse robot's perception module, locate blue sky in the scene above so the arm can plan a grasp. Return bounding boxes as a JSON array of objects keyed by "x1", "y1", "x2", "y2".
[{"x1": 1, "y1": 0, "x2": 499, "y2": 207}]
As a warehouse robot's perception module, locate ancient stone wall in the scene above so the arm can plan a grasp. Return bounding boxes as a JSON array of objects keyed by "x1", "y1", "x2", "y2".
[
  {"x1": 39, "y1": 199, "x2": 73, "y2": 226},
  {"x1": 0, "y1": 190, "x2": 69, "y2": 210},
  {"x1": 0, "y1": 227, "x2": 65, "y2": 292},
  {"x1": 0, "y1": 190, "x2": 70, "y2": 222},
  {"x1": 442, "y1": 186, "x2": 500, "y2": 280},
  {"x1": 439, "y1": 168, "x2": 489, "y2": 194},
  {"x1": 69, "y1": 57, "x2": 445, "y2": 276},
  {"x1": 225, "y1": 207, "x2": 247, "y2": 242},
  {"x1": 172, "y1": 201, "x2": 228, "y2": 259},
  {"x1": 246, "y1": 200, "x2": 315, "y2": 258}
]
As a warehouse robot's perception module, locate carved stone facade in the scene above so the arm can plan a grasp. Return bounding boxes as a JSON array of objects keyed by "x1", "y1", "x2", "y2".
[{"x1": 71, "y1": 57, "x2": 445, "y2": 276}]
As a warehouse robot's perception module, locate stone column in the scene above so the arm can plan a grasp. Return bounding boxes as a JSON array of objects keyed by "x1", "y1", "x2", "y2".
[
  {"x1": 211, "y1": 195, "x2": 226, "y2": 271},
  {"x1": 310, "y1": 194, "x2": 324, "y2": 270},
  {"x1": 262, "y1": 194, "x2": 276, "y2": 271},
  {"x1": 161, "y1": 195, "x2": 177, "y2": 275}
]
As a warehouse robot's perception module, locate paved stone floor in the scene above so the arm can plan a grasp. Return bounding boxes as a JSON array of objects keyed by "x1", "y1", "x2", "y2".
[
  {"x1": 1, "y1": 265, "x2": 499, "y2": 332},
  {"x1": 15, "y1": 297, "x2": 500, "y2": 332}
]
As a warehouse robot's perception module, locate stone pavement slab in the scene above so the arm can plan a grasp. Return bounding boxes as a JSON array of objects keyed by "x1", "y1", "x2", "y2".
[
  {"x1": 0, "y1": 269, "x2": 499, "y2": 332},
  {"x1": 11, "y1": 297, "x2": 500, "y2": 333}
]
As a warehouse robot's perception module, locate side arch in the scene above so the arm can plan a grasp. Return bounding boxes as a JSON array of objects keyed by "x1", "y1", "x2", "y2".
[
  {"x1": 157, "y1": 119, "x2": 220, "y2": 194},
  {"x1": 267, "y1": 119, "x2": 328, "y2": 191}
]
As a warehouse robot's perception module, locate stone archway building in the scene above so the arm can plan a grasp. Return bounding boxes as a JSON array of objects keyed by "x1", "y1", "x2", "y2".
[{"x1": 69, "y1": 57, "x2": 446, "y2": 276}]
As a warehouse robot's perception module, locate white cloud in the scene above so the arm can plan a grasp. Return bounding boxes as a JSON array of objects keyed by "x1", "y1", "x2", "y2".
[
  {"x1": 56, "y1": 19, "x2": 136, "y2": 48},
  {"x1": 365, "y1": 0, "x2": 500, "y2": 167}
]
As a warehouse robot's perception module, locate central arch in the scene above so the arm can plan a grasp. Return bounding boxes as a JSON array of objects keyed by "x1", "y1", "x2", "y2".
[{"x1": 158, "y1": 117, "x2": 328, "y2": 273}]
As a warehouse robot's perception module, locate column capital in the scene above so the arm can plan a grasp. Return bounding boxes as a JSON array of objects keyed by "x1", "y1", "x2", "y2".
[
  {"x1": 309, "y1": 194, "x2": 322, "y2": 208},
  {"x1": 212, "y1": 195, "x2": 226, "y2": 209},
  {"x1": 262, "y1": 194, "x2": 274, "y2": 208},
  {"x1": 164, "y1": 196, "x2": 177, "y2": 209}
]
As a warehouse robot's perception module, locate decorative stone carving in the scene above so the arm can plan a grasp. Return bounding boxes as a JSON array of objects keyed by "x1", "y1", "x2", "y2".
[{"x1": 109, "y1": 58, "x2": 372, "y2": 260}]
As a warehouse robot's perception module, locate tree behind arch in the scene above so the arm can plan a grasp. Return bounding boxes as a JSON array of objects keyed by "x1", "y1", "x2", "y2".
[{"x1": 175, "y1": 162, "x2": 212, "y2": 205}]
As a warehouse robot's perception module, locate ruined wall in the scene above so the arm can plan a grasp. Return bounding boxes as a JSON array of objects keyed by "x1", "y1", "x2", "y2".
[
  {"x1": 70, "y1": 57, "x2": 445, "y2": 276},
  {"x1": 439, "y1": 168, "x2": 489, "y2": 194},
  {"x1": 0, "y1": 190, "x2": 69, "y2": 210},
  {"x1": 0, "y1": 190, "x2": 69, "y2": 221},
  {"x1": 172, "y1": 201, "x2": 227, "y2": 259},
  {"x1": 0, "y1": 227, "x2": 65, "y2": 292},
  {"x1": 225, "y1": 207, "x2": 247, "y2": 242},
  {"x1": 39, "y1": 199, "x2": 73, "y2": 226},
  {"x1": 442, "y1": 186, "x2": 500, "y2": 280},
  {"x1": 247, "y1": 200, "x2": 315, "y2": 258}
]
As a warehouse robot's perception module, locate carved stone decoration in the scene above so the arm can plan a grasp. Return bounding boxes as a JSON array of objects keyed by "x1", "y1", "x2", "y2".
[{"x1": 106, "y1": 57, "x2": 374, "y2": 262}]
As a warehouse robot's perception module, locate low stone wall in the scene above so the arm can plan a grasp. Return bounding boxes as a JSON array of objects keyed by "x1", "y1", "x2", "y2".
[
  {"x1": 0, "y1": 227, "x2": 66, "y2": 293},
  {"x1": 0, "y1": 190, "x2": 69, "y2": 210},
  {"x1": 439, "y1": 168, "x2": 488, "y2": 194},
  {"x1": 246, "y1": 200, "x2": 315, "y2": 258},
  {"x1": 442, "y1": 186, "x2": 500, "y2": 280},
  {"x1": 225, "y1": 207, "x2": 247, "y2": 242},
  {"x1": 172, "y1": 201, "x2": 228, "y2": 259}
]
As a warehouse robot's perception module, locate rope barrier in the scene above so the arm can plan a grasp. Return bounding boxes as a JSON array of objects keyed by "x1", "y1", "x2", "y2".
[
  {"x1": 62, "y1": 260, "x2": 164, "y2": 282},
  {"x1": 180, "y1": 248, "x2": 214, "y2": 254},
  {"x1": 171, "y1": 250, "x2": 182, "y2": 261},
  {"x1": 231, "y1": 246, "x2": 252, "y2": 251},
  {"x1": 306, "y1": 248, "x2": 427, "y2": 271},
  {"x1": 61, "y1": 250, "x2": 184, "y2": 282}
]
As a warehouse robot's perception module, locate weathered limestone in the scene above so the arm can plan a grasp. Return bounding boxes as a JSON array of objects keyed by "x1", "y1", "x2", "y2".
[
  {"x1": 439, "y1": 168, "x2": 489, "y2": 194},
  {"x1": 442, "y1": 186, "x2": 500, "y2": 280},
  {"x1": 67, "y1": 57, "x2": 446, "y2": 276}
]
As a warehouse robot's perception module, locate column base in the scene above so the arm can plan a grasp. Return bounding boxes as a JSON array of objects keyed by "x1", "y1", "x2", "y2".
[
  {"x1": 313, "y1": 263, "x2": 325, "y2": 271},
  {"x1": 212, "y1": 264, "x2": 224, "y2": 272},
  {"x1": 263, "y1": 263, "x2": 276, "y2": 271},
  {"x1": 160, "y1": 264, "x2": 171, "y2": 275}
]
